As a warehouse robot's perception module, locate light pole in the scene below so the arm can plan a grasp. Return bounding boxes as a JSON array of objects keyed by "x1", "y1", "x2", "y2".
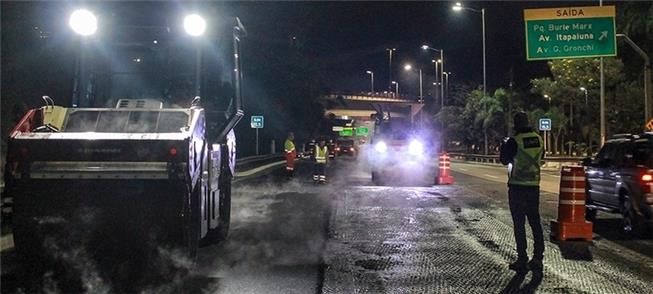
[
  {"x1": 617, "y1": 33, "x2": 652, "y2": 126},
  {"x1": 422, "y1": 45, "x2": 444, "y2": 107},
  {"x1": 184, "y1": 14, "x2": 207, "y2": 97},
  {"x1": 366, "y1": 70, "x2": 374, "y2": 93},
  {"x1": 69, "y1": 9, "x2": 98, "y2": 107},
  {"x1": 453, "y1": 2, "x2": 486, "y2": 99},
  {"x1": 392, "y1": 81, "x2": 399, "y2": 96},
  {"x1": 443, "y1": 72, "x2": 451, "y2": 103},
  {"x1": 386, "y1": 48, "x2": 396, "y2": 91},
  {"x1": 404, "y1": 64, "x2": 423, "y2": 103}
]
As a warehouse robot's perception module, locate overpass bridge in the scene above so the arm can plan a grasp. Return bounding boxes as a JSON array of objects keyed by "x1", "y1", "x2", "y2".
[{"x1": 321, "y1": 93, "x2": 424, "y2": 123}]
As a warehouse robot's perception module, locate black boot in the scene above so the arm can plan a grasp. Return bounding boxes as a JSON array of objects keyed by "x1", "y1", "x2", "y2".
[{"x1": 508, "y1": 259, "x2": 528, "y2": 272}]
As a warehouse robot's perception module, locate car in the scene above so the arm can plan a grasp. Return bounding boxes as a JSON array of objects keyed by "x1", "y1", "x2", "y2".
[
  {"x1": 327, "y1": 139, "x2": 337, "y2": 159},
  {"x1": 369, "y1": 118, "x2": 437, "y2": 186},
  {"x1": 336, "y1": 139, "x2": 357, "y2": 157},
  {"x1": 583, "y1": 133, "x2": 653, "y2": 236}
]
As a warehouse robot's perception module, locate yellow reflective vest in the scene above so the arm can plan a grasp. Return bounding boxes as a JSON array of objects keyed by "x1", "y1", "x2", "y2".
[
  {"x1": 285, "y1": 139, "x2": 295, "y2": 153},
  {"x1": 315, "y1": 145, "x2": 328, "y2": 164},
  {"x1": 508, "y1": 131, "x2": 544, "y2": 186}
]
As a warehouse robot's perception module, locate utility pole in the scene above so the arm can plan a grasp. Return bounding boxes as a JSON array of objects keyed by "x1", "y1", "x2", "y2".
[
  {"x1": 387, "y1": 48, "x2": 395, "y2": 91},
  {"x1": 617, "y1": 34, "x2": 652, "y2": 125},
  {"x1": 600, "y1": 0, "x2": 606, "y2": 146}
]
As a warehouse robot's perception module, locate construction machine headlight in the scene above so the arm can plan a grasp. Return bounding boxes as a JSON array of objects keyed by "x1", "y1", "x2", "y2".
[
  {"x1": 408, "y1": 140, "x2": 424, "y2": 155},
  {"x1": 375, "y1": 141, "x2": 388, "y2": 153}
]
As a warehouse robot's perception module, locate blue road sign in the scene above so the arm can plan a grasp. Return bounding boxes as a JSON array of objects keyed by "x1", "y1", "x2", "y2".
[
  {"x1": 539, "y1": 118, "x2": 552, "y2": 131},
  {"x1": 251, "y1": 116, "x2": 264, "y2": 129}
]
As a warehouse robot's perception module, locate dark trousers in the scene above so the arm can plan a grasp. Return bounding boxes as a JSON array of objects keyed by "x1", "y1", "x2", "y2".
[
  {"x1": 508, "y1": 185, "x2": 544, "y2": 261},
  {"x1": 313, "y1": 163, "x2": 326, "y2": 182}
]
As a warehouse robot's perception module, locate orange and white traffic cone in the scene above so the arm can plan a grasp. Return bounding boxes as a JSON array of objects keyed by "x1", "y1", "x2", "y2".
[
  {"x1": 437, "y1": 152, "x2": 454, "y2": 185},
  {"x1": 551, "y1": 166, "x2": 593, "y2": 241}
]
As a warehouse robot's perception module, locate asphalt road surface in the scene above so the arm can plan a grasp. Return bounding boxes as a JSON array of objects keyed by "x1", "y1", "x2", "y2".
[{"x1": 2, "y1": 158, "x2": 652, "y2": 293}]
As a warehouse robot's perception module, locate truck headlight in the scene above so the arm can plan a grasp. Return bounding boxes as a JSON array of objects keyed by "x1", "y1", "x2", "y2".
[
  {"x1": 375, "y1": 141, "x2": 388, "y2": 153},
  {"x1": 408, "y1": 140, "x2": 424, "y2": 155}
]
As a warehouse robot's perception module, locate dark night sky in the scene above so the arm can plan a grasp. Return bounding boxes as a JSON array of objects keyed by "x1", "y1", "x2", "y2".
[
  {"x1": 1, "y1": 0, "x2": 617, "y2": 145},
  {"x1": 1, "y1": 0, "x2": 601, "y2": 97}
]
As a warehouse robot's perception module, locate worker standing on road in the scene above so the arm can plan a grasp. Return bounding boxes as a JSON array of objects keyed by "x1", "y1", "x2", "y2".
[
  {"x1": 285, "y1": 132, "x2": 296, "y2": 178},
  {"x1": 313, "y1": 137, "x2": 328, "y2": 183},
  {"x1": 500, "y1": 112, "x2": 545, "y2": 272}
]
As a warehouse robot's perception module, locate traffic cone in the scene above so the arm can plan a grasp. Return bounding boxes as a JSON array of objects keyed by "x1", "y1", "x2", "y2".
[
  {"x1": 437, "y1": 152, "x2": 454, "y2": 185},
  {"x1": 551, "y1": 166, "x2": 593, "y2": 241}
]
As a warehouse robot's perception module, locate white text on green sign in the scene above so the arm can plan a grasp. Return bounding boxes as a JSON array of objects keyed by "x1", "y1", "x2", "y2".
[
  {"x1": 250, "y1": 116, "x2": 264, "y2": 129},
  {"x1": 524, "y1": 6, "x2": 616, "y2": 60}
]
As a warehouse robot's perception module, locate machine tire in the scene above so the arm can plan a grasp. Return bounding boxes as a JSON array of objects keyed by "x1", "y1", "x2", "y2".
[
  {"x1": 585, "y1": 183, "x2": 597, "y2": 222},
  {"x1": 585, "y1": 206, "x2": 597, "y2": 222},
  {"x1": 621, "y1": 194, "x2": 640, "y2": 236},
  {"x1": 215, "y1": 178, "x2": 231, "y2": 240},
  {"x1": 185, "y1": 185, "x2": 201, "y2": 259},
  {"x1": 371, "y1": 171, "x2": 380, "y2": 185}
]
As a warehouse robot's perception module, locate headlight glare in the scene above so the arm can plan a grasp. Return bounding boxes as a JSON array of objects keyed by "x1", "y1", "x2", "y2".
[
  {"x1": 408, "y1": 140, "x2": 424, "y2": 155},
  {"x1": 375, "y1": 141, "x2": 388, "y2": 153}
]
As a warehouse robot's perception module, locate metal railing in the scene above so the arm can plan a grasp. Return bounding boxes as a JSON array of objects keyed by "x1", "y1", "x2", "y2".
[{"x1": 448, "y1": 152, "x2": 583, "y2": 167}]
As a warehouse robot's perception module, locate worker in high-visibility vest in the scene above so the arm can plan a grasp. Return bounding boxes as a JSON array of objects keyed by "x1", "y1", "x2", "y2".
[
  {"x1": 500, "y1": 112, "x2": 545, "y2": 273},
  {"x1": 313, "y1": 137, "x2": 328, "y2": 183},
  {"x1": 284, "y1": 132, "x2": 296, "y2": 178}
]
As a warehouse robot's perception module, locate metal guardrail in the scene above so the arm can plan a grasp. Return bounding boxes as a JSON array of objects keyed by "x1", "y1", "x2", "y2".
[
  {"x1": 448, "y1": 152, "x2": 584, "y2": 166},
  {"x1": 235, "y1": 153, "x2": 284, "y2": 171}
]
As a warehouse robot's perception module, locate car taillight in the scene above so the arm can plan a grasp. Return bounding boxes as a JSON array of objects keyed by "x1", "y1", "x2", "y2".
[
  {"x1": 642, "y1": 173, "x2": 653, "y2": 199},
  {"x1": 350, "y1": 147, "x2": 354, "y2": 151}
]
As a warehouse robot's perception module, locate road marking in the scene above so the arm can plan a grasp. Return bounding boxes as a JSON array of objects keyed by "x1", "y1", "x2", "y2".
[{"x1": 484, "y1": 174, "x2": 498, "y2": 179}]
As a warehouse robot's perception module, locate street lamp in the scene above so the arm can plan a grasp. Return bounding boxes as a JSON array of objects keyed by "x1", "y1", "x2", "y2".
[
  {"x1": 184, "y1": 14, "x2": 207, "y2": 97},
  {"x1": 366, "y1": 70, "x2": 374, "y2": 93},
  {"x1": 392, "y1": 81, "x2": 399, "y2": 96},
  {"x1": 386, "y1": 48, "x2": 396, "y2": 91},
  {"x1": 184, "y1": 14, "x2": 207, "y2": 37},
  {"x1": 404, "y1": 64, "x2": 423, "y2": 103},
  {"x1": 452, "y1": 2, "x2": 486, "y2": 99},
  {"x1": 579, "y1": 87, "x2": 588, "y2": 105},
  {"x1": 422, "y1": 45, "x2": 444, "y2": 107},
  {"x1": 69, "y1": 9, "x2": 97, "y2": 36},
  {"x1": 69, "y1": 9, "x2": 98, "y2": 107},
  {"x1": 544, "y1": 94, "x2": 551, "y2": 105}
]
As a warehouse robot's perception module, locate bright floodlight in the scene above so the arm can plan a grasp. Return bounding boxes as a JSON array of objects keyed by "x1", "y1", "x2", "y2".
[
  {"x1": 452, "y1": 3, "x2": 463, "y2": 11},
  {"x1": 408, "y1": 140, "x2": 424, "y2": 155},
  {"x1": 392, "y1": 81, "x2": 397, "y2": 85},
  {"x1": 366, "y1": 70, "x2": 373, "y2": 74},
  {"x1": 421, "y1": 45, "x2": 429, "y2": 50},
  {"x1": 579, "y1": 87, "x2": 587, "y2": 91},
  {"x1": 184, "y1": 14, "x2": 207, "y2": 37},
  {"x1": 404, "y1": 64, "x2": 412, "y2": 71},
  {"x1": 69, "y1": 9, "x2": 97, "y2": 36},
  {"x1": 375, "y1": 141, "x2": 388, "y2": 153}
]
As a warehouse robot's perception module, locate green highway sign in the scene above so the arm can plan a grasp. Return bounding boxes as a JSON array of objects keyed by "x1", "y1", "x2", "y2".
[
  {"x1": 524, "y1": 6, "x2": 616, "y2": 60},
  {"x1": 339, "y1": 128, "x2": 353, "y2": 137},
  {"x1": 355, "y1": 127, "x2": 369, "y2": 136},
  {"x1": 250, "y1": 116, "x2": 264, "y2": 128}
]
